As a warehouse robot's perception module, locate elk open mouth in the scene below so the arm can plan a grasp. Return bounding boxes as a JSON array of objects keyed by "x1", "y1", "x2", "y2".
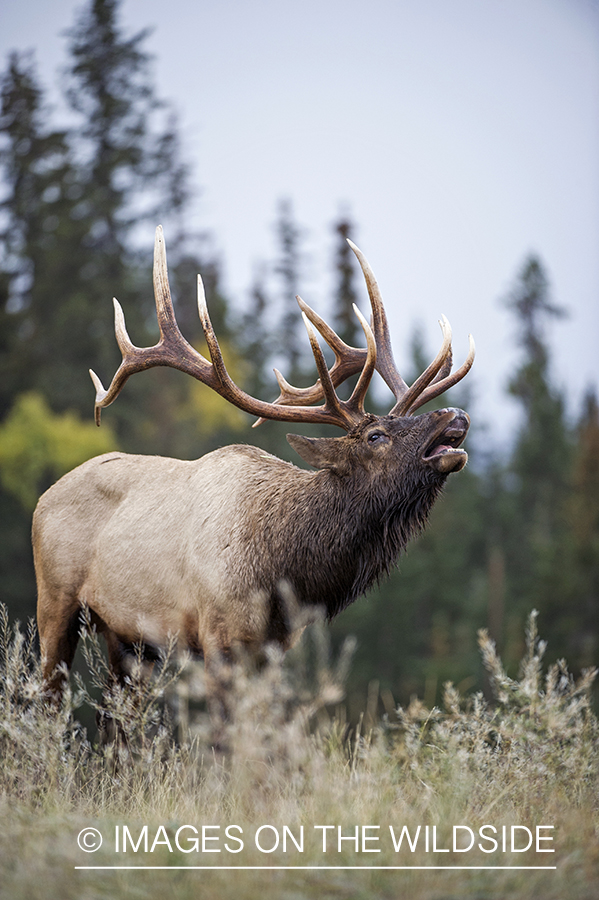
[{"x1": 422, "y1": 410, "x2": 470, "y2": 474}]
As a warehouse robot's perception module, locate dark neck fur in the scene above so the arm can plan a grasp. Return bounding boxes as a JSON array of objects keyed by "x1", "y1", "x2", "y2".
[{"x1": 257, "y1": 465, "x2": 446, "y2": 622}]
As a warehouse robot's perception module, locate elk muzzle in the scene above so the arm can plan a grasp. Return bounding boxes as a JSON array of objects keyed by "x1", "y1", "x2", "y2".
[{"x1": 422, "y1": 407, "x2": 470, "y2": 474}]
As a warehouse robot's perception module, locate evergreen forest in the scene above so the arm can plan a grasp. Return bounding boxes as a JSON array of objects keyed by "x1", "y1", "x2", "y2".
[{"x1": 1, "y1": 0, "x2": 597, "y2": 721}]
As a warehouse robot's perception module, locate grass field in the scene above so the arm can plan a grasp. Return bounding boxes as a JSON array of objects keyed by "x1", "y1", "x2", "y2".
[{"x1": 1, "y1": 606, "x2": 597, "y2": 900}]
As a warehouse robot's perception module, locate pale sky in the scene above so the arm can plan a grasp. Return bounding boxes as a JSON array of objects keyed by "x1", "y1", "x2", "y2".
[{"x1": 2, "y1": 0, "x2": 598, "y2": 447}]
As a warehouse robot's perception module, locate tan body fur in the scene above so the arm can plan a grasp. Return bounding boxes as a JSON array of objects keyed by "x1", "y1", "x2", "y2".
[{"x1": 34, "y1": 446, "x2": 311, "y2": 693}]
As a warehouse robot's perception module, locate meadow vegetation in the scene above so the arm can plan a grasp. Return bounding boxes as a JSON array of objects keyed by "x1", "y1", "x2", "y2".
[{"x1": 0, "y1": 605, "x2": 597, "y2": 900}]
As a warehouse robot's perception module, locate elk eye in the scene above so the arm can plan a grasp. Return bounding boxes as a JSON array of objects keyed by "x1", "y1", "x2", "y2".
[{"x1": 367, "y1": 431, "x2": 387, "y2": 444}]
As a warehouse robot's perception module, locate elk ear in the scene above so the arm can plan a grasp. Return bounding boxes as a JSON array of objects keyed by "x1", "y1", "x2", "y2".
[{"x1": 286, "y1": 434, "x2": 351, "y2": 474}]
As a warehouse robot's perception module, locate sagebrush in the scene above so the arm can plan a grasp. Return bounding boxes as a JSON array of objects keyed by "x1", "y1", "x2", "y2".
[{"x1": 0, "y1": 605, "x2": 597, "y2": 900}]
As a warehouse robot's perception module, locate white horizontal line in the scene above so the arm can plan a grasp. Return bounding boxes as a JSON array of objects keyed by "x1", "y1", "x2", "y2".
[{"x1": 75, "y1": 865, "x2": 557, "y2": 871}]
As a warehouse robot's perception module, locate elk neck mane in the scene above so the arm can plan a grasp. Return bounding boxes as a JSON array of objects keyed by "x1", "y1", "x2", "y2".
[{"x1": 239, "y1": 446, "x2": 447, "y2": 621}]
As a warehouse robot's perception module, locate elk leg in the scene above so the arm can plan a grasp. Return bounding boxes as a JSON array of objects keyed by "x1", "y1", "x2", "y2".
[
  {"x1": 37, "y1": 593, "x2": 81, "y2": 702},
  {"x1": 102, "y1": 628, "x2": 130, "y2": 686},
  {"x1": 95, "y1": 627, "x2": 133, "y2": 744},
  {"x1": 204, "y1": 648, "x2": 234, "y2": 749},
  {"x1": 96, "y1": 628, "x2": 162, "y2": 745}
]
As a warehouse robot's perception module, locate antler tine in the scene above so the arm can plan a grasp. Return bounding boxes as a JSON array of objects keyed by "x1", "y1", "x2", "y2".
[
  {"x1": 345, "y1": 303, "x2": 377, "y2": 418},
  {"x1": 348, "y1": 242, "x2": 475, "y2": 416},
  {"x1": 252, "y1": 295, "x2": 369, "y2": 426},
  {"x1": 301, "y1": 313, "x2": 364, "y2": 430},
  {"x1": 391, "y1": 316, "x2": 453, "y2": 417},
  {"x1": 346, "y1": 240, "x2": 409, "y2": 401},
  {"x1": 431, "y1": 347, "x2": 453, "y2": 385},
  {"x1": 406, "y1": 333, "x2": 475, "y2": 415},
  {"x1": 89, "y1": 298, "x2": 137, "y2": 424},
  {"x1": 153, "y1": 225, "x2": 177, "y2": 338},
  {"x1": 196, "y1": 271, "x2": 233, "y2": 388},
  {"x1": 91, "y1": 227, "x2": 216, "y2": 425},
  {"x1": 253, "y1": 297, "x2": 378, "y2": 429},
  {"x1": 252, "y1": 295, "x2": 368, "y2": 412},
  {"x1": 297, "y1": 295, "x2": 370, "y2": 386}
]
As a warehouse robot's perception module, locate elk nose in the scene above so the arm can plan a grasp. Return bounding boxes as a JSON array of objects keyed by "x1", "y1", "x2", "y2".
[
  {"x1": 448, "y1": 407, "x2": 469, "y2": 422},
  {"x1": 448, "y1": 408, "x2": 470, "y2": 435},
  {"x1": 435, "y1": 406, "x2": 467, "y2": 418},
  {"x1": 435, "y1": 407, "x2": 470, "y2": 432}
]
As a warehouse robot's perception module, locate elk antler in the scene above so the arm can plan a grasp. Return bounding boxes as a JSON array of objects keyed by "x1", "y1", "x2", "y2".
[
  {"x1": 90, "y1": 227, "x2": 377, "y2": 432},
  {"x1": 260, "y1": 239, "x2": 474, "y2": 418}
]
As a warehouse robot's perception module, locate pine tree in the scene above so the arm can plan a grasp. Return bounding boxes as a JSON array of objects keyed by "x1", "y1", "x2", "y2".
[
  {"x1": 273, "y1": 198, "x2": 305, "y2": 383},
  {"x1": 64, "y1": 0, "x2": 188, "y2": 250},
  {"x1": 506, "y1": 255, "x2": 569, "y2": 531},
  {"x1": 500, "y1": 255, "x2": 573, "y2": 664},
  {"x1": 563, "y1": 390, "x2": 599, "y2": 667},
  {"x1": 0, "y1": 0, "x2": 197, "y2": 424},
  {"x1": 0, "y1": 52, "x2": 84, "y2": 415},
  {"x1": 331, "y1": 214, "x2": 360, "y2": 348},
  {"x1": 240, "y1": 262, "x2": 271, "y2": 399}
]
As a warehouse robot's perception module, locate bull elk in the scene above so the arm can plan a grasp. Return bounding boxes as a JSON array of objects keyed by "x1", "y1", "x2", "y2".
[{"x1": 33, "y1": 226, "x2": 474, "y2": 711}]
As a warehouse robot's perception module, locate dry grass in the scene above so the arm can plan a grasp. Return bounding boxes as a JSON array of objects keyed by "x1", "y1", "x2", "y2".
[{"x1": 0, "y1": 605, "x2": 598, "y2": 900}]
